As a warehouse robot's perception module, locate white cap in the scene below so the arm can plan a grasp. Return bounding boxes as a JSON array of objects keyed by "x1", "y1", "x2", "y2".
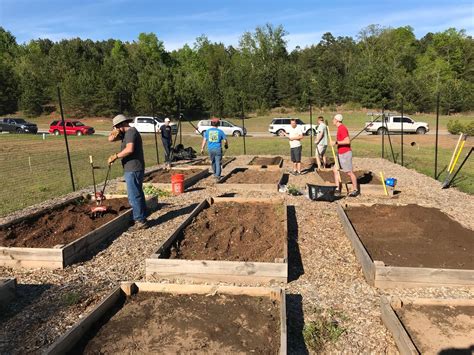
[
  {"x1": 334, "y1": 114, "x2": 343, "y2": 122},
  {"x1": 164, "y1": 117, "x2": 171, "y2": 122}
]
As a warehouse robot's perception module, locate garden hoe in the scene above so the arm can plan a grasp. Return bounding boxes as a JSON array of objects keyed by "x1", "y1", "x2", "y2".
[{"x1": 89, "y1": 156, "x2": 112, "y2": 217}]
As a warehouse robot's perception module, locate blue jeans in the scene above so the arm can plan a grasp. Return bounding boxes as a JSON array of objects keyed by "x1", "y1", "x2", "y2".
[
  {"x1": 209, "y1": 148, "x2": 222, "y2": 177},
  {"x1": 124, "y1": 170, "x2": 147, "y2": 222}
]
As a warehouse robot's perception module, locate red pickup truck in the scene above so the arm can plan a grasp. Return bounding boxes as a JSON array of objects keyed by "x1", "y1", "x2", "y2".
[{"x1": 49, "y1": 120, "x2": 95, "y2": 136}]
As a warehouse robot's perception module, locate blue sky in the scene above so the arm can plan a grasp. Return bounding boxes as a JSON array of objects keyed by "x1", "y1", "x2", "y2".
[{"x1": 1, "y1": 0, "x2": 472, "y2": 50}]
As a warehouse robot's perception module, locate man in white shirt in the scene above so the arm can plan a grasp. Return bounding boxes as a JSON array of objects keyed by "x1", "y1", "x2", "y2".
[{"x1": 284, "y1": 118, "x2": 304, "y2": 175}]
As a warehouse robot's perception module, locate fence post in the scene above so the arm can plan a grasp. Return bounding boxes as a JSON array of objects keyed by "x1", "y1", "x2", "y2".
[
  {"x1": 401, "y1": 98, "x2": 404, "y2": 167},
  {"x1": 309, "y1": 103, "x2": 314, "y2": 157},
  {"x1": 241, "y1": 98, "x2": 247, "y2": 155},
  {"x1": 57, "y1": 86, "x2": 75, "y2": 192},
  {"x1": 381, "y1": 106, "x2": 385, "y2": 159},
  {"x1": 152, "y1": 102, "x2": 160, "y2": 165},
  {"x1": 435, "y1": 92, "x2": 440, "y2": 179}
]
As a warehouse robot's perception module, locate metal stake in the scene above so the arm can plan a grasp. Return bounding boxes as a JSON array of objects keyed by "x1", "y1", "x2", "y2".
[
  {"x1": 435, "y1": 92, "x2": 440, "y2": 179},
  {"x1": 57, "y1": 86, "x2": 75, "y2": 192}
]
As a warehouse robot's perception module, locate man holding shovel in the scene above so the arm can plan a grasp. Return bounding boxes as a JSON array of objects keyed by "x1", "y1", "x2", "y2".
[
  {"x1": 108, "y1": 114, "x2": 149, "y2": 230},
  {"x1": 331, "y1": 114, "x2": 359, "y2": 197}
]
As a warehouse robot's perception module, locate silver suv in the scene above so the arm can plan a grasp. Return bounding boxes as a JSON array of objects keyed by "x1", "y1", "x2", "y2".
[{"x1": 268, "y1": 118, "x2": 316, "y2": 136}]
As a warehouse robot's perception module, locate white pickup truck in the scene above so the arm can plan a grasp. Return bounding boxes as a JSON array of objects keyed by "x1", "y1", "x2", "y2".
[
  {"x1": 365, "y1": 115, "x2": 429, "y2": 135},
  {"x1": 130, "y1": 116, "x2": 178, "y2": 134}
]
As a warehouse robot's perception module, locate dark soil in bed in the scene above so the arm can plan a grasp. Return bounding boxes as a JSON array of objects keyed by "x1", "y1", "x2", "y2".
[
  {"x1": 224, "y1": 169, "x2": 282, "y2": 184},
  {"x1": 143, "y1": 168, "x2": 204, "y2": 183},
  {"x1": 78, "y1": 292, "x2": 280, "y2": 354},
  {"x1": 396, "y1": 304, "x2": 474, "y2": 353},
  {"x1": 345, "y1": 204, "x2": 474, "y2": 269},
  {"x1": 0, "y1": 198, "x2": 130, "y2": 248},
  {"x1": 249, "y1": 156, "x2": 282, "y2": 166},
  {"x1": 318, "y1": 170, "x2": 381, "y2": 184},
  {"x1": 170, "y1": 202, "x2": 285, "y2": 262}
]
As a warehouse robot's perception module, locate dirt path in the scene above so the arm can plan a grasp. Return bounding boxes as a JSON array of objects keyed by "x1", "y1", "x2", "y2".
[{"x1": 0, "y1": 155, "x2": 473, "y2": 354}]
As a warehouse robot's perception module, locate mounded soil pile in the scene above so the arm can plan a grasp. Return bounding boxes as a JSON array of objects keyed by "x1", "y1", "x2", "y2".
[
  {"x1": 318, "y1": 170, "x2": 381, "y2": 185},
  {"x1": 79, "y1": 292, "x2": 280, "y2": 354},
  {"x1": 199, "y1": 156, "x2": 233, "y2": 165},
  {"x1": 249, "y1": 156, "x2": 282, "y2": 166},
  {"x1": 0, "y1": 198, "x2": 130, "y2": 248},
  {"x1": 143, "y1": 169, "x2": 204, "y2": 183},
  {"x1": 345, "y1": 204, "x2": 474, "y2": 269},
  {"x1": 396, "y1": 304, "x2": 474, "y2": 353},
  {"x1": 170, "y1": 202, "x2": 285, "y2": 262},
  {"x1": 224, "y1": 169, "x2": 282, "y2": 184}
]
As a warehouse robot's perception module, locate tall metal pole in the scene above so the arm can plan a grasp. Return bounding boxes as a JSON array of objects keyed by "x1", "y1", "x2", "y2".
[
  {"x1": 152, "y1": 102, "x2": 160, "y2": 165},
  {"x1": 57, "y1": 86, "x2": 75, "y2": 192},
  {"x1": 434, "y1": 92, "x2": 440, "y2": 179},
  {"x1": 178, "y1": 100, "x2": 182, "y2": 145},
  {"x1": 309, "y1": 103, "x2": 314, "y2": 157},
  {"x1": 241, "y1": 97, "x2": 246, "y2": 155},
  {"x1": 381, "y1": 106, "x2": 385, "y2": 159},
  {"x1": 401, "y1": 98, "x2": 404, "y2": 167}
]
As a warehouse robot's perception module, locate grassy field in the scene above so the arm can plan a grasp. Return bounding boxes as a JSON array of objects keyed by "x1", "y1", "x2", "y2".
[
  {"x1": 19, "y1": 110, "x2": 474, "y2": 133},
  {"x1": 1, "y1": 130, "x2": 472, "y2": 216}
]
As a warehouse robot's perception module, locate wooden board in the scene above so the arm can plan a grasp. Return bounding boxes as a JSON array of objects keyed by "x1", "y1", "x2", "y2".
[
  {"x1": 337, "y1": 203, "x2": 474, "y2": 289},
  {"x1": 46, "y1": 282, "x2": 287, "y2": 355},
  {"x1": 0, "y1": 278, "x2": 16, "y2": 305},
  {"x1": 117, "y1": 168, "x2": 209, "y2": 192},
  {"x1": 146, "y1": 197, "x2": 288, "y2": 284},
  {"x1": 381, "y1": 296, "x2": 474, "y2": 355},
  {"x1": 0, "y1": 196, "x2": 158, "y2": 270},
  {"x1": 216, "y1": 168, "x2": 286, "y2": 192},
  {"x1": 246, "y1": 156, "x2": 284, "y2": 171}
]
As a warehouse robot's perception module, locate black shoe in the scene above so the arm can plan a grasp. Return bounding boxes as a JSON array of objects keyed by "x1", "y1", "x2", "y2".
[{"x1": 348, "y1": 190, "x2": 360, "y2": 197}]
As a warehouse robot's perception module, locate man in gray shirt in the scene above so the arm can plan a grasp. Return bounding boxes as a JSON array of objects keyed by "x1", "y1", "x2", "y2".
[{"x1": 108, "y1": 114, "x2": 148, "y2": 230}]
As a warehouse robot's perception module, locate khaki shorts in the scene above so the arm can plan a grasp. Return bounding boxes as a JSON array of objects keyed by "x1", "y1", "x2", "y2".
[
  {"x1": 338, "y1": 151, "x2": 353, "y2": 172},
  {"x1": 316, "y1": 145, "x2": 327, "y2": 156}
]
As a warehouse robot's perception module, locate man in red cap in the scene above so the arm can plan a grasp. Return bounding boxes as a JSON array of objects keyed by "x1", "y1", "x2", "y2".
[{"x1": 200, "y1": 118, "x2": 228, "y2": 180}]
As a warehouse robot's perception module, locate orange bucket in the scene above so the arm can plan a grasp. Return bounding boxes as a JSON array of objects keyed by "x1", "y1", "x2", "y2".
[{"x1": 171, "y1": 174, "x2": 185, "y2": 195}]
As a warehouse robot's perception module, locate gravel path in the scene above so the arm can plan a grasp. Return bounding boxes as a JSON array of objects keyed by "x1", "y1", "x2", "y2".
[{"x1": 0, "y1": 156, "x2": 473, "y2": 354}]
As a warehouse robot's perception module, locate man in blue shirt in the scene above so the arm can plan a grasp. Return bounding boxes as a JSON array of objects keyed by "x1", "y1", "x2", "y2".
[{"x1": 200, "y1": 118, "x2": 228, "y2": 180}]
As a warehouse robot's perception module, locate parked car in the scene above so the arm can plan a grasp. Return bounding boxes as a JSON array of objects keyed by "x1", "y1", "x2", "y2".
[
  {"x1": 130, "y1": 116, "x2": 178, "y2": 134},
  {"x1": 195, "y1": 119, "x2": 246, "y2": 136},
  {"x1": 0, "y1": 118, "x2": 38, "y2": 134},
  {"x1": 268, "y1": 118, "x2": 316, "y2": 136},
  {"x1": 365, "y1": 115, "x2": 429, "y2": 135},
  {"x1": 49, "y1": 120, "x2": 95, "y2": 136}
]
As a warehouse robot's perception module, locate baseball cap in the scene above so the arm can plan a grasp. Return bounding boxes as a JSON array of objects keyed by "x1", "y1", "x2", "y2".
[
  {"x1": 112, "y1": 114, "x2": 132, "y2": 127},
  {"x1": 164, "y1": 117, "x2": 171, "y2": 122},
  {"x1": 211, "y1": 118, "x2": 220, "y2": 123},
  {"x1": 334, "y1": 114, "x2": 343, "y2": 122}
]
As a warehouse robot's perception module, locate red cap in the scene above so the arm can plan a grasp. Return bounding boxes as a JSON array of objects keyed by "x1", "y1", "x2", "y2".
[{"x1": 211, "y1": 118, "x2": 220, "y2": 123}]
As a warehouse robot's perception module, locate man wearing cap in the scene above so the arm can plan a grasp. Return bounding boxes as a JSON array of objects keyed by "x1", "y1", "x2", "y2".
[
  {"x1": 331, "y1": 113, "x2": 359, "y2": 197},
  {"x1": 108, "y1": 114, "x2": 149, "y2": 230},
  {"x1": 160, "y1": 118, "x2": 173, "y2": 169},
  {"x1": 200, "y1": 118, "x2": 228, "y2": 181}
]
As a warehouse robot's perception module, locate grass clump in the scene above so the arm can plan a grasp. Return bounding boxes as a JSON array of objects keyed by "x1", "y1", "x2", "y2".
[
  {"x1": 303, "y1": 308, "x2": 346, "y2": 351},
  {"x1": 143, "y1": 185, "x2": 171, "y2": 197}
]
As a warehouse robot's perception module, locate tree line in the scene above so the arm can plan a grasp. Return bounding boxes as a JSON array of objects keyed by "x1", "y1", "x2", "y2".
[{"x1": 0, "y1": 24, "x2": 472, "y2": 118}]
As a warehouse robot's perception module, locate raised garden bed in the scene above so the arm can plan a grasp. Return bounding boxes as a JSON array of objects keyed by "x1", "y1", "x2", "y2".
[
  {"x1": 0, "y1": 278, "x2": 16, "y2": 305},
  {"x1": 190, "y1": 156, "x2": 236, "y2": 169},
  {"x1": 46, "y1": 282, "x2": 287, "y2": 355},
  {"x1": 146, "y1": 197, "x2": 288, "y2": 284},
  {"x1": 0, "y1": 195, "x2": 158, "y2": 269},
  {"x1": 337, "y1": 203, "x2": 474, "y2": 288},
  {"x1": 247, "y1": 156, "x2": 283, "y2": 170},
  {"x1": 118, "y1": 167, "x2": 208, "y2": 192},
  {"x1": 316, "y1": 170, "x2": 392, "y2": 196},
  {"x1": 381, "y1": 296, "x2": 474, "y2": 354},
  {"x1": 216, "y1": 168, "x2": 286, "y2": 192}
]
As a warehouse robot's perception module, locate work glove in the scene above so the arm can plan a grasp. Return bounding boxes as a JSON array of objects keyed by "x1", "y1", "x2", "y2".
[
  {"x1": 110, "y1": 129, "x2": 122, "y2": 141},
  {"x1": 108, "y1": 153, "x2": 118, "y2": 165}
]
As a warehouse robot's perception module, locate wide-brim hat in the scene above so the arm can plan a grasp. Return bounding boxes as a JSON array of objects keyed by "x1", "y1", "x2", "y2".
[{"x1": 112, "y1": 114, "x2": 132, "y2": 127}]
